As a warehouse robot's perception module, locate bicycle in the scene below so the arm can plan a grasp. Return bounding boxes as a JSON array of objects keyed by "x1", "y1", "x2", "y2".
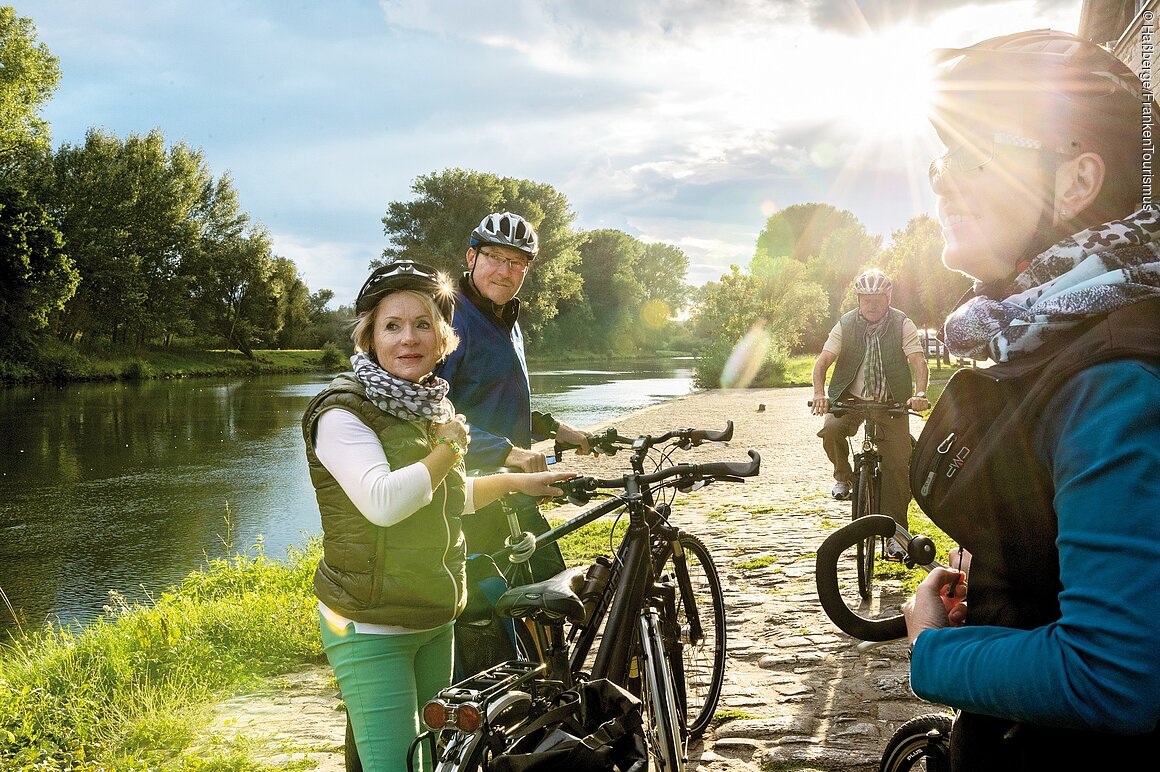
[
  {"x1": 811, "y1": 399, "x2": 919, "y2": 600},
  {"x1": 406, "y1": 422, "x2": 760, "y2": 771},
  {"x1": 815, "y1": 513, "x2": 955, "y2": 772}
]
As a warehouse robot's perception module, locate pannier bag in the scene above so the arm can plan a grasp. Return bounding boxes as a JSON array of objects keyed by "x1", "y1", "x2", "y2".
[{"x1": 491, "y1": 679, "x2": 647, "y2": 772}]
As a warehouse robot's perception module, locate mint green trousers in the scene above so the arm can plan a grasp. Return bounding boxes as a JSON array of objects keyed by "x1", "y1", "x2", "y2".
[{"x1": 320, "y1": 615, "x2": 454, "y2": 772}]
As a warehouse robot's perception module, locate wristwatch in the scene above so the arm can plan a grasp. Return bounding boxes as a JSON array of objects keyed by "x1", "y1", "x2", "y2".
[{"x1": 915, "y1": 391, "x2": 926, "y2": 399}]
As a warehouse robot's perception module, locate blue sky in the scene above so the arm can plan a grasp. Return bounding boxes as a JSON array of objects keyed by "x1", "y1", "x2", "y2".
[{"x1": 16, "y1": 0, "x2": 1082, "y2": 306}]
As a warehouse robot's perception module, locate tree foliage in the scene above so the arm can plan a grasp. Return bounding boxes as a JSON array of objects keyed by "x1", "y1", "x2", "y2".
[
  {"x1": 691, "y1": 258, "x2": 827, "y2": 387},
  {"x1": 0, "y1": 7, "x2": 60, "y2": 177},
  {"x1": 0, "y1": 185, "x2": 77, "y2": 355},
  {"x1": 381, "y1": 169, "x2": 584, "y2": 340},
  {"x1": 876, "y1": 215, "x2": 971, "y2": 329}
]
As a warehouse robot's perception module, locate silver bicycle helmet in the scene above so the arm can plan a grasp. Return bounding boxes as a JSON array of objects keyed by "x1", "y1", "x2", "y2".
[
  {"x1": 470, "y1": 212, "x2": 540, "y2": 259},
  {"x1": 355, "y1": 260, "x2": 455, "y2": 318},
  {"x1": 853, "y1": 269, "x2": 893, "y2": 295}
]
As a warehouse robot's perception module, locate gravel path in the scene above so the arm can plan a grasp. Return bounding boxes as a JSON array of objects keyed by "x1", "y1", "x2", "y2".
[{"x1": 192, "y1": 386, "x2": 940, "y2": 771}]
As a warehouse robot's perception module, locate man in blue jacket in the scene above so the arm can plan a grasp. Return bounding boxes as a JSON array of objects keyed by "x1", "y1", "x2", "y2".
[{"x1": 435, "y1": 211, "x2": 590, "y2": 582}]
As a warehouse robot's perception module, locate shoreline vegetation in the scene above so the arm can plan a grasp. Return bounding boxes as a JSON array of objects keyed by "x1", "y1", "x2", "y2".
[{"x1": 0, "y1": 356, "x2": 956, "y2": 769}]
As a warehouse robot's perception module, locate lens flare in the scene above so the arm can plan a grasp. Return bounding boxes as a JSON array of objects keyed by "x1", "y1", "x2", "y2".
[
  {"x1": 640, "y1": 299, "x2": 671, "y2": 330},
  {"x1": 720, "y1": 321, "x2": 770, "y2": 389}
]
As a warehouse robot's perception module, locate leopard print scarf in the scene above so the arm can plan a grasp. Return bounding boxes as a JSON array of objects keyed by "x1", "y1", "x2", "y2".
[
  {"x1": 944, "y1": 208, "x2": 1160, "y2": 362},
  {"x1": 350, "y1": 351, "x2": 454, "y2": 423}
]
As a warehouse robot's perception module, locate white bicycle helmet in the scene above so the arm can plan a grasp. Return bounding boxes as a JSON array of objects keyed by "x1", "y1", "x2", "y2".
[
  {"x1": 853, "y1": 269, "x2": 893, "y2": 295},
  {"x1": 470, "y1": 212, "x2": 540, "y2": 258}
]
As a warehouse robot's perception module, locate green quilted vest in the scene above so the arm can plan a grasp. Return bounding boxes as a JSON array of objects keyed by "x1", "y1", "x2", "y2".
[
  {"x1": 828, "y1": 307, "x2": 913, "y2": 403},
  {"x1": 302, "y1": 374, "x2": 467, "y2": 628}
]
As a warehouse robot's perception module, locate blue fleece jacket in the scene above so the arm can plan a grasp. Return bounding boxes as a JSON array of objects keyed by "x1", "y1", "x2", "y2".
[
  {"x1": 910, "y1": 358, "x2": 1160, "y2": 733},
  {"x1": 434, "y1": 277, "x2": 532, "y2": 471}
]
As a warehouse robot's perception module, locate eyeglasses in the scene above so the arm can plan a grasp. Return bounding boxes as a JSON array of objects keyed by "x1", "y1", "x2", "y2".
[
  {"x1": 927, "y1": 132, "x2": 1046, "y2": 185},
  {"x1": 477, "y1": 249, "x2": 531, "y2": 275}
]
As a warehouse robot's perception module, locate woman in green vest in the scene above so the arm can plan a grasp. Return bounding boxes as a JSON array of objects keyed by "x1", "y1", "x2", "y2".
[{"x1": 302, "y1": 260, "x2": 572, "y2": 771}]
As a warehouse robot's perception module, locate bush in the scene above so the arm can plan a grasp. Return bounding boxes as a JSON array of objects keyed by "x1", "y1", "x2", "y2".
[{"x1": 317, "y1": 342, "x2": 347, "y2": 372}]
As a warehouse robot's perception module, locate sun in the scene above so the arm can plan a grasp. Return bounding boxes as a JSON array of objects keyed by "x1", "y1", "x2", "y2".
[{"x1": 842, "y1": 30, "x2": 939, "y2": 140}]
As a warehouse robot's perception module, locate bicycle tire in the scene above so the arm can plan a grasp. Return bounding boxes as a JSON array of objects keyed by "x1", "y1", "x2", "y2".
[
  {"x1": 654, "y1": 533, "x2": 726, "y2": 739},
  {"x1": 639, "y1": 612, "x2": 686, "y2": 772},
  {"x1": 879, "y1": 713, "x2": 953, "y2": 772},
  {"x1": 855, "y1": 465, "x2": 876, "y2": 600}
]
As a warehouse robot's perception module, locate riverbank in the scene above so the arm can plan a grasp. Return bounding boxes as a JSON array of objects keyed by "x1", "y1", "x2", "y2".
[
  {"x1": 183, "y1": 385, "x2": 946, "y2": 772},
  {"x1": 0, "y1": 345, "x2": 343, "y2": 384}
]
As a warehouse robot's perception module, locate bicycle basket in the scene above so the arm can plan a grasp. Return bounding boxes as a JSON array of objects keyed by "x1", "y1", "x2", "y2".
[{"x1": 491, "y1": 679, "x2": 647, "y2": 772}]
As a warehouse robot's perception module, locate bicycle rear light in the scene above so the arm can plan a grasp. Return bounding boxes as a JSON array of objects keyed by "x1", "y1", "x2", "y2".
[{"x1": 422, "y1": 699, "x2": 483, "y2": 732}]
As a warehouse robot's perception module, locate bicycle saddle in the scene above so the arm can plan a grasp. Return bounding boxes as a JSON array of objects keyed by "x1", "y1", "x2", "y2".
[{"x1": 494, "y1": 566, "x2": 587, "y2": 624}]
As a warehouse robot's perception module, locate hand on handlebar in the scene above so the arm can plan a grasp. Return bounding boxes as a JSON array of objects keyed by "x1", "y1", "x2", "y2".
[
  {"x1": 505, "y1": 446, "x2": 549, "y2": 472},
  {"x1": 553, "y1": 423, "x2": 591, "y2": 456},
  {"x1": 903, "y1": 567, "x2": 968, "y2": 646},
  {"x1": 809, "y1": 396, "x2": 830, "y2": 416},
  {"x1": 907, "y1": 394, "x2": 930, "y2": 411}
]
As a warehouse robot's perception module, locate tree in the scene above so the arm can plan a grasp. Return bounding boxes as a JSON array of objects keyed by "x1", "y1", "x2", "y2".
[
  {"x1": 0, "y1": 186, "x2": 77, "y2": 356},
  {"x1": 877, "y1": 215, "x2": 971, "y2": 331},
  {"x1": 381, "y1": 169, "x2": 583, "y2": 340},
  {"x1": 44, "y1": 130, "x2": 209, "y2": 345},
  {"x1": 0, "y1": 7, "x2": 60, "y2": 177},
  {"x1": 692, "y1": 258, "x2": 827, "y2": 387}
]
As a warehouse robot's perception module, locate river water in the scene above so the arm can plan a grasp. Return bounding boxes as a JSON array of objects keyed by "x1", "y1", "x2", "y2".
[{"x1": 0, "y1": 358, "x2": 694, "y2": 635}]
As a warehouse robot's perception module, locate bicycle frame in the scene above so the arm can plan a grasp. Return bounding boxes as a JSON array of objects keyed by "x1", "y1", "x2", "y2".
[{"x1": 410, "y1": 428, "x2": 758, "y2": 771}]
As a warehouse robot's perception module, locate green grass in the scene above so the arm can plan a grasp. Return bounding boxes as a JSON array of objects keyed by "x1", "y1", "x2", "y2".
[{"x1": 0, "y1": 542, "x2": 323, "y2": 770}]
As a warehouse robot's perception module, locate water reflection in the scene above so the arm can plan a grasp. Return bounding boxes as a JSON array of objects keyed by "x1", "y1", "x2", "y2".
[{"x1": 0, "y1": 360, "x2": 693, "y2": 635}]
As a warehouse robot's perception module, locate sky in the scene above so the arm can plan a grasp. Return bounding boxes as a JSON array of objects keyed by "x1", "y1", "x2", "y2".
[{"x1": 14, "y1": 0, "x2": 1084, "y2": 307}]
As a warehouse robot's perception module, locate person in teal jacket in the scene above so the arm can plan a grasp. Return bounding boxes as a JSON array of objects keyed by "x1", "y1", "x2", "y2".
[
  {"x1": 902, "y1": 30, "x2": 1160, "y2": 769},
  {"x1": 303, "y1": 260, "x2": 572, "y2": 771}
]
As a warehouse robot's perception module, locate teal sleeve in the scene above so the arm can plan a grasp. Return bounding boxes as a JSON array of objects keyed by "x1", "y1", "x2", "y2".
[{"x1": 911, "y1": 359, "x2": 1160, "y2": 733}]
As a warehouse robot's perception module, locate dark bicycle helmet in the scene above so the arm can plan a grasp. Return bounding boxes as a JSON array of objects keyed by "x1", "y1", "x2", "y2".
[
  {"x1": 930, "y1": 28, "x2": 1141, "y2": 153},
  {"x1": 469, "y1": 212, "x2": 540, "y2": 259},
  {"x1": 355, "y1": 260, "x2": 455, "y2": 318},
  {"x1": 853, "y1": 269, "x2": 893, "y2": 295}
]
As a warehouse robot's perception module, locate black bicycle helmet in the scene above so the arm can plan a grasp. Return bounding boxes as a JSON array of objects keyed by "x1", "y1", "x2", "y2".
[
  {"x1": 355, "y1": 260, "x2": 454, "y2": 318},
  {"x1": 930, "y1": 28, "x2": 1141, "y2": 153},
  {"x1": 469, "y1": 212, "x2": 540, "y2": 259}
]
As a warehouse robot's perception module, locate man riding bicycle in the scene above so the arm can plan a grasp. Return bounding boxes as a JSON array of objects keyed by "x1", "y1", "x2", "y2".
[{"x1": 810, "y1": 269, "x2": 930, "y2": 555}]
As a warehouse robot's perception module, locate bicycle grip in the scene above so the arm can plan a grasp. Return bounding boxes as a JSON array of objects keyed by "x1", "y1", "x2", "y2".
[
  {"x1": 815, "y1": 515, "x2": 907, "y2": 642},
  {"x1": 689, "y1": 421, "x2": 733, "y2": 443},
  {"x1": 695, "y1": 449, "x2": 760, "y2": 478}
]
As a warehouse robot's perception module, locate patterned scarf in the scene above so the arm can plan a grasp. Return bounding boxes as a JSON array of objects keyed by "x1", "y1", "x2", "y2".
[
  {"x1": 862, "y1": 316, "x2": 890, "y2": 402},
  {"x1": 350, "y1": 351, "x2": 454, "y2": 423},
  {"x1": 944, "y1": 208, "x2": 1160, "y2": 363}
]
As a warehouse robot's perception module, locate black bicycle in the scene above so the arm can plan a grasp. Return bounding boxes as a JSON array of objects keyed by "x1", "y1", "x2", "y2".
[
  {"x1": 813, "y1": 400, "x2": 918, "y2": 600},
  {"x1": 407, "y1": 422, "x2": 759, "y2": 771},
  {"x1": 815, "y1": 514, "x2": 954, "y2": 772}
]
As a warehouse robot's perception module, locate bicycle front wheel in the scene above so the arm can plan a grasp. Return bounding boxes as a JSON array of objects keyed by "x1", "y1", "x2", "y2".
[
  {"x1": 854, "y1": 466, "x2": 877, "y2": 600},
  {"x1": 655, "y1": 533, "x2": 726, "y2": 739},
  {"x1": 879, "y1": 712, "x2": 953, "y2": 772},
  {"x1": 639, "y1": 611, "x2": 685, "y2": 772}
]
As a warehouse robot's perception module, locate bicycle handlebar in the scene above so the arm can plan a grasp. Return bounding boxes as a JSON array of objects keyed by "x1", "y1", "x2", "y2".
[
  {"x1": 554, "y1": 421, "x2": 734, "y2": 458},
  {"x1": 554, "y1": 449, "x2": 760, "y2": 505},
  {"x1": 815, "y1": 515, "x2": 943, "y2": 642},
  {"x1": 815, "y1": 515, "x2": 909, "y2": 641},
  {"x1": 807, "y1": 399, "x2": 919, "y2": 418}
]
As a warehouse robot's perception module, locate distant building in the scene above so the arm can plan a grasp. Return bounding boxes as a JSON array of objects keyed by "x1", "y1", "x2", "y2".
[{"x1": 1080, "y1": 0, "x2": 1158, "y2": 80}]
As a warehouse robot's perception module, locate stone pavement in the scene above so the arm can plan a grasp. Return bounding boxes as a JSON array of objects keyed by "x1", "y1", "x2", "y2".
[{"x1": 193, "y1": 386, "x2": 943, "y2": 771}]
